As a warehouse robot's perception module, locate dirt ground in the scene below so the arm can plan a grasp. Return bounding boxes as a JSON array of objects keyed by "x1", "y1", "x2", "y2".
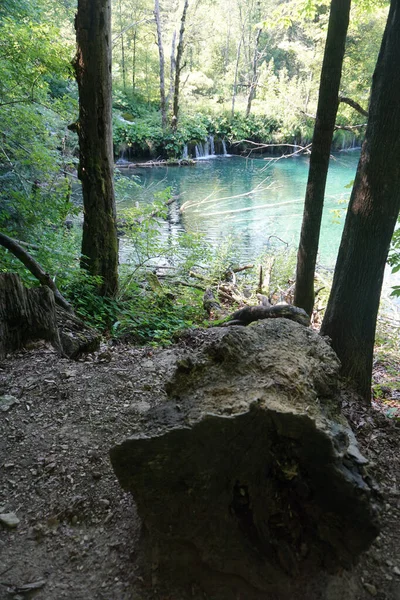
[{"x1": 0, "y1": 338, "x2": 399, "y2": 600}]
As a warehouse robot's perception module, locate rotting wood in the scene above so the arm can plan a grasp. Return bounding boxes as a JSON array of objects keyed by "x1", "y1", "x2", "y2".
[
  {"x1": 224, "y1": 303, "x2": 310, "y2": 327},
  {"x1": 0, "y1": 232, "x2": 73, "y2": 313},
  {"x1": 0, "y1": 273, "x2": 100, "y2": 359}
]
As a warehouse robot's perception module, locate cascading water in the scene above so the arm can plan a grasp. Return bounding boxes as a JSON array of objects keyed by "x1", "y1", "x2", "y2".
[{"x1": 190, "y1": 136, "x2": 229, "y2": 159}]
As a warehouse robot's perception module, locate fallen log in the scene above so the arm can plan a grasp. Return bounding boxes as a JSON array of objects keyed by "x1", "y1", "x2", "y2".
[
  {"x1": 203, "y1": 287, "x2": 224, "y2": 316},
  {"x1": 110, "y1": 320, "x2": 380, "y2": 599},
  {"x1": 225, "y1": 303, "x2": 310, "y2": 327},
  {"x1": 0, "y1": 273, "x2": 100, "y2": 359}
]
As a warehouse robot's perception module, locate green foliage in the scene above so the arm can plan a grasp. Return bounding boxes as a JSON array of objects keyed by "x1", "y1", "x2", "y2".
[
  {"x1": 0, "y1": 0, "x2": 76, "y2": 243},
  {"x1": 388, "y1": 227, "x2": 400, "y2": 297},
  {"x1": 114, "y1": 109, "x2": 282, "y2": 159}
]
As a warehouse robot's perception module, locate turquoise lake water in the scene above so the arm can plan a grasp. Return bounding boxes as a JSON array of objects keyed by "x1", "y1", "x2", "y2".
[{"x1": 122, "y1": 152, "x2": 360, "y2": 267}]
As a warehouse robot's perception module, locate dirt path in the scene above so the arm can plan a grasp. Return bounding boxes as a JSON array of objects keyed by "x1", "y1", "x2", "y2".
[{"x1": 0, "y1": 342, "x2": 399, "y2": 600}]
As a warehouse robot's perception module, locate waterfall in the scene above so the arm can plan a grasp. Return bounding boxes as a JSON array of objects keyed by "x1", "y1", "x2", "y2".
[
  {"x1": 195, "y1": 138, "x2": 212, "y2": 159},
  {"x1": 209, "y1": 135, "x2": 215, "y2": 155},
  {"x1": 116, "y1": 146, "x2": 130, "y2": 164},
  {"x1": 182, "y1": 144, "x2": 189, "y2": 160},
  {"x1": 193, "y1": 136, "x2": 229, "y2": 159}
]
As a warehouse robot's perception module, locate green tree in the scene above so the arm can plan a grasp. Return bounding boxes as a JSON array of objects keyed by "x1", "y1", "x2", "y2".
[{"x1": 0, "y1": 0, "x2": 75, "y2": 241}]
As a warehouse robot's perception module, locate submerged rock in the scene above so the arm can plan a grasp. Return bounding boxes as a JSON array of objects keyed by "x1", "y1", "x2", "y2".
[{"x1": 110, "y1": 320, "x2": 380, "y2": 599}]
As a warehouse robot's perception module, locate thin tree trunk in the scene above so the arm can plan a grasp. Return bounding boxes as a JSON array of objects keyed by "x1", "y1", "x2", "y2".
[
  {"x1": 74, "y1": 0, "x2": 118, "y2": 297},
  {"x1": 294, "y1": 0, "x2": 351, "y2": 315},
  {"x1": 245, "y1": 27, "x2": 262, "y2": 118},
  {"x1": 132, "y1": 29, "x2": 137, "y2": 94},
  {"x1": 119, "y1": 0, "x2": 126, "y2": 91},
  {"x1": 321, "y1": 0, "x2": 400, "y2": 402},
  {"x1": 154, "y1": 0, "x2": 167, "y2": 128},
  {"x1": 231, "y1": 38, "x2": 242, "y2": 118},
  {"x1": 172, "y1": 0, "x2": 189, "y2": 130},
  {"x1": 167, "y1": 29, "x2": 176, "y2": 111}
]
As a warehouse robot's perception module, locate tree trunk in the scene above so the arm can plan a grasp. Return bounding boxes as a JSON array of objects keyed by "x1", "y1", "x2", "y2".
[
  {"x1": 0, "y1": 232, "x2": 73, "y2": 313},
  {"x1": 118, "y1": 0, "x2": 127, "y2": 91},
  {"x1": 0, "y1": 273, "x2": 100, "y2": 360},
  {"x1": 231, "y1": 38, "x2": 242, "y2": 118},
  {"x1": 294, "y1": 0, "x2": 351, "y2": 315},
  {"x1": 132, "y1": 30, "x2": 137, "y2": 94},
  {"x1": 245, "y1": 27, "x2": 262, "y2": 118},
  {"x1": 321, "y1": 0, "x2": 400, "y2": 402},
  {"x1": 171, "y1": 0, "x2": 189, "y2": 130},
  {"x1": 74, "y1": 0, "x2": 119, "y2": 297},
  {"x1": 167, "y1": 29, "x2": 176, "y2": 112},
  {"x1": 111, "y1": 321, "x2": 379, "y2": 598},
  {"x1": 154, "y1": 0, "x2": 167, "y2": 128}
]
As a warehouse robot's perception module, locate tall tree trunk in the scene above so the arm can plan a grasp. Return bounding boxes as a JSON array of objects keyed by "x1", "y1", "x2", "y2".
[
  {"x1": 154, "y1": 0, "x2": 167, "y2": 128},
  {"x1": 167, "y1": 29, "x2": 176, "y2": 112},
  {"x1": 172, "y1": 0, "x2": 189, "y2": 130},
  {"x1": 321, "y1": 0, "x2": 400, "y2": 402},
  {"x1": 231, "y1": 38, "x2": 242, "y2": 118},
  {"x1": 132, "y1": 29, "x2": 137, "y2": 94},
  {"x1": 294, "y1": 0, "x2": 351, "y2": 315},
  {"x1": 245, "y1": 27, "x2": 262, "y2": 118},
  {"x1": 118, "y1": 0, "x2": 126, "y2": 91},
  {"x1": 74, "y1": 0, "x2": 118, "y2": 297}
]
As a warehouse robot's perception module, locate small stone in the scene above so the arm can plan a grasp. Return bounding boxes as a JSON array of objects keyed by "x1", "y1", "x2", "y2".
[
  {"x1": 0, "y1": 395, "x2": 19, "y2": 412},
  {"x1": 60, "y1": 370, "x2": 76, "y2": 379},
  {"x1": 71, "y1": 515, "x2": 78, "y2": 525},
  {"x1": 0, "y1": 512, "x2": 20, "y2": 528},
  {"x1": 393, "y1": 566, "x2": 400, "y2": 576},
  {"x1": 363, "y1": 583, "x2": 377, "y2": 596},
  {"x1": 99, "y1": 498, "x2": 110, "y2": 508},
  {"x1": 92, "y1": 470, "x2": 102, "y2": 480}
]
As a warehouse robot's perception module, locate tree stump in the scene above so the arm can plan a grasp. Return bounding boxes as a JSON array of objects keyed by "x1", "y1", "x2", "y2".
[
  {"x1": 0, "y1": 273, "x2": 100, "y2": 359},
  {"x1": 110, "y1": 320, "x2": 380, "y2": 599}
]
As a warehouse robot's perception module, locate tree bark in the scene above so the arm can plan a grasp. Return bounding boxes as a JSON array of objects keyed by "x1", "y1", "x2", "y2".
[
  {"x1": 118, "y1": 0, "x2": 127, "y2": 91},
  {"x1": 154, "y1": 0, "x2": 167, "y2": 128},
  {"x1": 294, "y1": 0, "x2": 351, "y2": 315},
  {"x1": 74, "y1": 0, "x2": 119, "y2": 297},
  {"x1": 167, "y1": 29, "x2": 176, "y2": 112},
  {"x1": 171, "y1": 0, "x2": 189, "y2": 130},
  {"x1": 0, "y1": 273, "x2": 100, "y2": 360},
  {"x1": 245, "y1": 27, "x2": 262, "y2": 118},
  {"x1": 231, "y1": 38, "x2": 242, "y2": 117},
  {"x1": 111, "y1": 321, "x2": 379, "y2": 598},
  {"x1": 321, "y1": 0, "x2": 400, "y2": 402},
  {"x1": 0, "y1": 232, "x2": 73, "y2": 313}
]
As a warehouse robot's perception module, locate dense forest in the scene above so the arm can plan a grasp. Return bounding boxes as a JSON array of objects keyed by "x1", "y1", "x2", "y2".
[{"x1": 1, "y1": 1, "x2": 400, "y2": 599}]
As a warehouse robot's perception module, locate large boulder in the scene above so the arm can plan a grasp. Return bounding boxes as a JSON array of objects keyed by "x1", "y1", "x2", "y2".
[{"x1": 110, "y1": 320, "x2": 380, "y2": 599}]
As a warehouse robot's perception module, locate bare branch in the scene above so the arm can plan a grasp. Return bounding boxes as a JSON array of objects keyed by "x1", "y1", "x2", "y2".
[{"x1": 339, "y1": 96, "x2": 368, "y2": 117}]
